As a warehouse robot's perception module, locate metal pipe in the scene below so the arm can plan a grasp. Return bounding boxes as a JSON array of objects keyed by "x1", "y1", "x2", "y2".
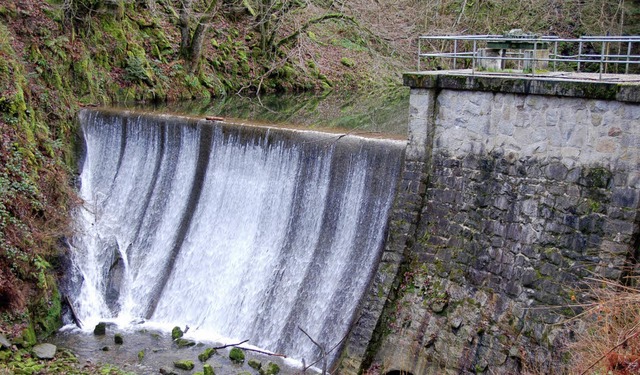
[
  {"x1": 453, "y1": 39, "x2": 458, "y2": 69},
  {"x1": 472, "y1": 39, "x2": 477, "y2": 74},
  {"x1": 553, "y1": 41, "x2": 558, "y2": 72},
  {"x1": 578, "y1": 41, "x2": 582, "y2": 72},
  {"x1": 600, "y1": 41, "x2": 606, "y2": 80},
  {"x1": 626, "y1": 41, "x2": 632, "y2": 74}
]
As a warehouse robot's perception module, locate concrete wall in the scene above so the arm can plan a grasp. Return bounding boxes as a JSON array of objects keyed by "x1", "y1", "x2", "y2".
[{"x1": 339, "y1": 73, "x2": 640, "y2": 374}]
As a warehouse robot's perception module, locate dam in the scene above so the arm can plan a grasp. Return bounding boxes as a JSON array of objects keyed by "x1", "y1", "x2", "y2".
[
  {"x1": 64, "y1": 67, "x2": 640, "y2": 373},
  {"x1": 340, "y1": 70, "x2": 640, "y2": 374}
]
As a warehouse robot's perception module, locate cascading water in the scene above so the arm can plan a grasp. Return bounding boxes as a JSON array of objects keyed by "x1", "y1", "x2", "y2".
[{"x1": 67, "y1": 108, "x2": 405, "y2": 365}]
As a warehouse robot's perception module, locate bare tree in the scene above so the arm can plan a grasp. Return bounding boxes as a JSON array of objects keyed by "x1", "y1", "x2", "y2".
[{"x1": 163, "y1": 0, "x2": 220, "y2": 72}]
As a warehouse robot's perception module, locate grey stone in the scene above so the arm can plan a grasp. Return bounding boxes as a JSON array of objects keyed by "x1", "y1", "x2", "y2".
[
  {"x1": 450, "y1": 317, "x2": 463, "y2": 329},
  {"x1": 0, "y1": 334, "x2": 11, "y2": 349},
  {"x1": 32, "y1": 343, "x2": 56, "y2": 359},
  {"x1": 94, "y1": 322, "x2": 107, "y2": 335}
]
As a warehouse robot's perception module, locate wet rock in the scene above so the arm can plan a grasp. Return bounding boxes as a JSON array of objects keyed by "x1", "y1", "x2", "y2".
[
  {"x1": 114, "y1": 334, "x2": 123, "y2": 345},
  {"x1": 265, "y1": 362, "x2": 280, "y2": 375},
  {"x1": 101, "y1": 346, "x2": 109, "y2": 351},
  {"x1": 203, "y1": 364, "x2": 215, "y2": 375},
  {"x1": 105, "y1": 240, "x2": 125, "y2": 314},
  {"x1": 173, "y1": 360, "x2": 194, "y2": 370},
  {"x1": 198, "y1": 347, "x2": 216, "y2": 362},
  {"x1": 0, "y1": 334, "x2": 11, "y2": 349},
  {"x1": 32, "y1": 343, "x2": 57, "y2": 359},
  {"x1": 248, "y1": 359, "x2": 262, "y2": 370},
  {"x1": 94, "y1": 322, "x2": 107, "y2": 335},
  {"x1": 229, "y1": 347, "x2": 245, "y2": 364},
  {"x1": 175, "y1": 338, "x2": 195, "y2": 348},
  {"x1": 159, "y1": 367, "x2": 178, "y2": 375},
  {"x1": 171, "y1": 326, "x2": 183, "y2": 340}
]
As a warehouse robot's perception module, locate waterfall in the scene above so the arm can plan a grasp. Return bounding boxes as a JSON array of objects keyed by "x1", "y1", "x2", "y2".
[{"x1": 68, "y1": 108, "x2": 405, "y2": 364}]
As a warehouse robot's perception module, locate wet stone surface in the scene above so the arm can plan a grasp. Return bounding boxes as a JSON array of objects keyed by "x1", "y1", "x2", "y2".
[{"x1": 47, "y1": 326, "x2": 304, "y2": 375}]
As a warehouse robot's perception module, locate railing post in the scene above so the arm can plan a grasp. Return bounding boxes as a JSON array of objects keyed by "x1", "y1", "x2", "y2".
[
  {"x1": 578, "y1": 41, "x2": 582, "y2": 72},
  {"x1": 472, "y1": 39, "x2": 477, "y2": 74},
  {"x1": 453, "y1": 39, "x2": 458, "y2": 70},
  {"x1": 418, "y1": 37, "x2": 421, "y2": 71},
  {"x1": 553, "y1": 41, "x2": 558, "y2": 72},
  {"x1": 626, "y1": 41, "x2": 632, "y2": 74},
  {"x1": 600, "y1": 41, "x2": 606, "y2": 80}
]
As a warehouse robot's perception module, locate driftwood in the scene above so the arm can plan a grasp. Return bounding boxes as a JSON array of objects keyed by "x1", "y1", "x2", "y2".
[
  {"x1": 205, "y1": 116, "x2": 224, "y2": 121},
  {"x1": 299, "y1": 314, "x2": 363, "y2": 374},
  {"x1": 212, "y1": 339, "x2": 286, "y2": 358},
  {"x1": 65, "y1": 295, "x2": 83, "y2": 328}
]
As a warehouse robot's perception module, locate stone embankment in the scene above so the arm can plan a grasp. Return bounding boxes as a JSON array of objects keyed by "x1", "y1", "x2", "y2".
[{"x1": 340, "y1": 72, "x2": 640, "y2": 374}]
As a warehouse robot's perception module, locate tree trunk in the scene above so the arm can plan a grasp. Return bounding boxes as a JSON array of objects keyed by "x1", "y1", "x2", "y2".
[
  {"x1": 186, "y1": 0, "x2": 218, "y2": 73},
  {"x1": 179, "y1": 0, "x2": 193, "y2": 58}
]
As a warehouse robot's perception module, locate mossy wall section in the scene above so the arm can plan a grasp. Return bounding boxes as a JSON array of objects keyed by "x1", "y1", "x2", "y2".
[{"x1": 346, "y1": 78, "x2": 640, "y2": 374}]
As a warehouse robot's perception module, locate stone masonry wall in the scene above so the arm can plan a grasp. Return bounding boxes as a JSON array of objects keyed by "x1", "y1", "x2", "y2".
[{"x1": 347, "y1": 75, "x2": 640, "y2": 375}]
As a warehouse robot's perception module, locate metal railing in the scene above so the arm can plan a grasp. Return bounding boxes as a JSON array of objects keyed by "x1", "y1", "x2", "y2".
[{"x1": 417, "y1": 35, "x2": 640, "y2": 79}]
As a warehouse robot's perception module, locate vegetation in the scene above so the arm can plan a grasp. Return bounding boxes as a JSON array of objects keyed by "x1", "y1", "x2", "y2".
[
  {"x1": 564, "y1": 276, "x2": 640, "y2": 375},
  {"x1": 0, "y1": 0, "x2": 637, "y2": 373}
]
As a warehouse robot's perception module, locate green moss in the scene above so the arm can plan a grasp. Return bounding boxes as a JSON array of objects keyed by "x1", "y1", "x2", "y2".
[
  {"x1": 198, "y1": 347, "x2": 216, "y2": 362},
  {"x1": 174, "y1": 360, "x2": 194, "y2": 370},
  {"x1": 264, "y1": 362, "x2": 280, "y2": 375},
  {"x1": 171, "y1": 326, "x2": 183, "y2": 340},
  {"x1": 340, "y1": 57, "x2": 355, "y2": 67},
  {"x1": 229, "y1": 347, "x2": 245, "y2": 364}
]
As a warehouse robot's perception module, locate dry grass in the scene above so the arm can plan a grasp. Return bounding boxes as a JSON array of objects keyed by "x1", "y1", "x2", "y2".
[{"x1": 567, "y1": 276, "x2": 640, "y2": 375}]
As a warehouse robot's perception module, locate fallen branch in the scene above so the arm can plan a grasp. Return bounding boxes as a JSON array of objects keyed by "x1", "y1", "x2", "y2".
[
  {"x1": 212, "y1": 339, "x2": 249, "y2": 350},
  {"x1": 211, "y1": 339, "x2": 286, "y2": 358},
  {"x1": 301, "y1": 314, "x2": 362, "y2": 372},
  {"x1": 299, "y1": 326, "x2": 327, "y2": 375}
]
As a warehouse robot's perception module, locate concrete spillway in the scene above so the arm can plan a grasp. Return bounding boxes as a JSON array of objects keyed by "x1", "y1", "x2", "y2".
[{"x1": 67, "y1": 109, "x2": 405, "y2": 365}]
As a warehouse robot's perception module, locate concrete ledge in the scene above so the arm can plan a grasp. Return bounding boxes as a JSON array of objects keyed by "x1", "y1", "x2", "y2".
[{"x1": 403, "y1": 71, "x2": 640, "y2": 103}]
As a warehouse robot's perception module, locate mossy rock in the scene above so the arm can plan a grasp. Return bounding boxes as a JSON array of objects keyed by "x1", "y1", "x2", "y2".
[
  {"x1": 94, "y1": 322, "x2": 107, "y2": 336},
  {"x1": 198, "y1": 347, "x2": 216, "y2": 362},
  {"x1": 175, "y1": 338, "x2": 196, "y2": 348},
  {"x1": 173, "y1": 360, "x2": 194, "y2": 370},
  {"x1": 114, "y1": 333, "x2": 123, "y2": 345},
  {"x1": 203, "y1": 364, "x2": 215, "y2": 375},
  {"x1": 17, "y1": 322, "x2": 37, "y2": 348},
  {"x1": 248, "y1": 359, "x2": 261, "y2": 370},
  {"x1": 171, "y1": 326, "x2": 183, "y2": 340},
  {"x1": 229, "y1": 347, "x2": 245, "y2": 364},
  {"x1": 264, "y1": 362, "x2": 280, "y2": 375}
]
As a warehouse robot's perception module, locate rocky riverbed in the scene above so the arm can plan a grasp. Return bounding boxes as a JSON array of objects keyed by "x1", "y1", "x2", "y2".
[{"x1": 45, "y1": 325, "x2": 308, "y2": 375}]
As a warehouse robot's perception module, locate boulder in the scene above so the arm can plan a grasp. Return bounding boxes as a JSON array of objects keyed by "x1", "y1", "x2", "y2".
[
  {"x1": 32, "y1": 343, "x2": 57, "y2": 359},
  {"x1": 175, "y1": 338, "x2": 195, "y2": 348},
  {"x1": 248, "y1": 359, "x2": 261, "y2": 370},
  {"x1": 173, "y1": 360, "x2": 194, "y2": 370},
  {"x1": 265, "y1": 362, "x2": 280, "y2": 375},
  {"x1": 203, "y1": 364, "x2": 215, "y2": 375},
  {"x1": 229, "y1": 347, "x2": 245, "y2": 364},
  {"x1": 171, "y1": 326, "x2": 183, "y2": 340},
  {"x1": 198, "y1": 347, "x2": 216, "y2": 362},
  {"x1": 94, "y1": 322, "x2": 107, "y2": 335},
  {"x1": 114, "y1": 333, "x2": 123, "y2": 345}
]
